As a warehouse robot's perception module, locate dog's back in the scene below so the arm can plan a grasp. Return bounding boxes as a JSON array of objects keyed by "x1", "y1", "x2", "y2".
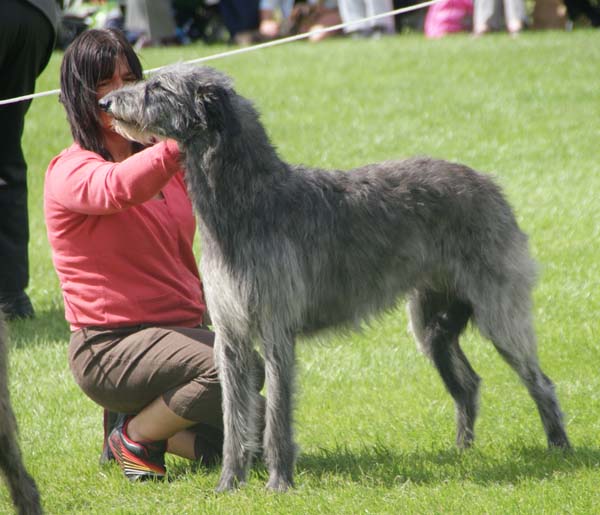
[{"x1": 250, "y1": 156, "x2": 533, "y2": 335}]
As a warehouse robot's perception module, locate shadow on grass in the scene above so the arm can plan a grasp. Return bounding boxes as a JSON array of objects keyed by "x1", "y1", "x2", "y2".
[
  {"x1": 167, "y1": 456, "x2": 224, "y2": 481},
  {"x1": 7, "y1": 305, "x2": 70, "y2": 348},
  {"x1": 295, "y1": 443, "x2": 600, "y2": 487},
  {"x1": 165, "y1": 443, "x2": 600, "y2": 488}
]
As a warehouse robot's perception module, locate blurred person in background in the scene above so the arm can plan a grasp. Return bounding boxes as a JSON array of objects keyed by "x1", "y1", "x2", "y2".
[
  {"x1": 274, "y1": 0, "x2": 342, "y2": 41},
  {"x1": 218, "y1": 0, "x2": 262, "y2": 45},
  {"x1": 338, "y1": 0, "x2": 395, "y2": 37},
  {"x1": 0, "y1": 0, "x2": 58, "y2": 320},
  {"x1": 473, "y1": 0, "x2": 527, "y2": 34},
  {"x1": 125, "y1": 0, "x2": 178, "y2": 47}
]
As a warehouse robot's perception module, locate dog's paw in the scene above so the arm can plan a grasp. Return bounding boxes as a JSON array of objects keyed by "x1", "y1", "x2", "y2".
[
  {"x1": 215, "y1": 471, "x2": 244, "y2": 493},
  {"x1": 266, "y1": 473, "x2": 294, "y2": 493},
  {"x1": 548, "y1": 430, "x2": 571, "y2": 451}
]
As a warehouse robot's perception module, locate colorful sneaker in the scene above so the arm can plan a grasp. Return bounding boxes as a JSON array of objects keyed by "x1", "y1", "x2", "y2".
[{"x1": 108, "y1": 416, "x2": 167, "y2": 481}]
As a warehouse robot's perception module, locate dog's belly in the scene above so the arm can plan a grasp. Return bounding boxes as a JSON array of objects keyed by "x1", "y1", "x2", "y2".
[{"x1": 299, "y1": 261, "x2": 418, "y2": 334}]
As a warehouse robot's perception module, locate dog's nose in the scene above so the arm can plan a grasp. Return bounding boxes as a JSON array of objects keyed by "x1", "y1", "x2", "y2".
[{"x1": 98, "y1": 97, "x2": 112, "y2": 112}]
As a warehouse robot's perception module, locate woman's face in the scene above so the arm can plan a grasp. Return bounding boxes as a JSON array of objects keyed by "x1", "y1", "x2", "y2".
[{"x1": 96, "y1": 57, "x2": 138, "y2": 131}]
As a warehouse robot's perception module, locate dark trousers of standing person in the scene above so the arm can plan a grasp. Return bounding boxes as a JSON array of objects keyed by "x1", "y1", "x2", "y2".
[
  {"x1": 219, "y1": 0, "x2": 260, "y2": 39},
  {"x1": 0, "y1": 0, "x2": 55, "y2": 318},
  {"x1": 564, "y1": 0, "x2": 600, "y2": 25}
]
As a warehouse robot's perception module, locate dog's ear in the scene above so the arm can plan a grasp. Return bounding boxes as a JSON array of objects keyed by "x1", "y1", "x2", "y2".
[{"x1": 195, "y1": 84, "x2": 240, "y2": 135}]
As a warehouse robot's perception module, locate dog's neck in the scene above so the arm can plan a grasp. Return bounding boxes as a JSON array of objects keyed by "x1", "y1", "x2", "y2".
[{"x1": 181, "y1": 99, "x2": 286, "y2": 253}]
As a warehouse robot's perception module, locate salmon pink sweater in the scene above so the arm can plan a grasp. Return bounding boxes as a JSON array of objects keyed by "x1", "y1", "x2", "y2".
[{"x1": 44, "y1": 140, "x2": 206, "y2": 330}]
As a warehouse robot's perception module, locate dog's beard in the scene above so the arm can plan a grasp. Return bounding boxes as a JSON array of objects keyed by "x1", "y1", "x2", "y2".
[{"x1": 111, "y1": 119, "x2": 165, "y2": 146}]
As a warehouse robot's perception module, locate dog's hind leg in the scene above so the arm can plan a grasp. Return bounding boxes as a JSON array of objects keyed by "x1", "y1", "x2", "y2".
[
  {"x1": 473, "y1": 286, "x2": 570, "y2": 449},
  {"x1": 261, "y1": 328, "x2": 297, "y2": 492},
  {"x1": 214, "y1": 330, "x2": 261, "y2": 492},
  {"x1": 408, "y1": 290, "x2": 480, "y2": 449}
]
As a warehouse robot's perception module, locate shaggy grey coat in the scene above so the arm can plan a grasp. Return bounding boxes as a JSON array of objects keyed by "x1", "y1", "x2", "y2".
[
  {"x1": 100, "y1": 64, "x2": 570, "y2": 492},
  {"x1": 0, "y1": 315, "x2": 42, "y2": 514}
]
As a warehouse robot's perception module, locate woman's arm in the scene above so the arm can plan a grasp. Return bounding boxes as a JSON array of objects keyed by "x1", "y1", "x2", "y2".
[{"x1": 46, "y1": 139, "x2": 181, "y2": 215}]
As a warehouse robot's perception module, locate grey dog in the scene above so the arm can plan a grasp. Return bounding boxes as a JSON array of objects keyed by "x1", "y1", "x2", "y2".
[
  {"x1": 100, "y1": 64, "x2": 570, "y2": 492},
  {"x1": 0, "y1": 315, "x2": 42, "y2": 514}
]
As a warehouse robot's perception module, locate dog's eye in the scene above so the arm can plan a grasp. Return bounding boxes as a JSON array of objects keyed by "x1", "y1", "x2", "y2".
[
  {"x1": 144, "y1": 84, "x2": 153, "y2": 105},
  {"x1": 146, "y1": 82, "x2": 172, "y2": 96}
]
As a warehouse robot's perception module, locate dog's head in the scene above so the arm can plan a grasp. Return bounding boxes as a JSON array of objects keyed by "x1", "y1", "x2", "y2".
[{"x1": 98, "y1": 64, "x2": 236, "y2": 145}]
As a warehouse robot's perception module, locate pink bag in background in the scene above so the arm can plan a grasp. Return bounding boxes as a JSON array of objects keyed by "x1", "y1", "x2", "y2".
[{"x1": 424, "y1": 0, "x2": 473, "y2": 38}]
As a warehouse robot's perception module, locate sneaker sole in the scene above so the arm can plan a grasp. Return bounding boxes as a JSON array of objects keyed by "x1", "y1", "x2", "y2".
[{"x1": 108, "y1": 436, "x2": 166, "y2": 482}]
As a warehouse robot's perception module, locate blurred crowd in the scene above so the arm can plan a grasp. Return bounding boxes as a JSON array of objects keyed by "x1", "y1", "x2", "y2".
[{"x1": 55, "y1": 0, "x2": 600, "y2": 49}]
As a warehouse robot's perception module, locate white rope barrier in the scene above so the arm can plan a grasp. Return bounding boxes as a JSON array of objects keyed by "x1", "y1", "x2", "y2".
[{"x1": 0, "y1": 0, "x2": 442, "y2": 106}]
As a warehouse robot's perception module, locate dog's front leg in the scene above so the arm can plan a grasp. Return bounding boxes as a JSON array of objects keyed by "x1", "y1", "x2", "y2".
[
  {"x1": 0, "y1": 425, "x2": 43, "y2": 515},
  {"x1": 214, "y1": 331, "x2": 260, "y2": 492},
  {"x1": 262, "y1": 329, "x2": 297, "y2": 492}
]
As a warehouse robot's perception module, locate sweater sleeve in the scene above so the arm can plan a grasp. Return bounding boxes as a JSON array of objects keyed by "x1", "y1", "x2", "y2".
[{"x1": 46, "y1": 140, "x2": 182, "y2": 215}]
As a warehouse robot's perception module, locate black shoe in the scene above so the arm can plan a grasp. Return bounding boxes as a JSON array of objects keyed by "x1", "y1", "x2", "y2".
[
  {"x1": 108, "y1": 416, "x2": 167, "y2": 481},
  {"x1": 192, "y1": 423, "x2": 224, "y2": 467},
  {"x1": 100, "y1": 409, "x2": 123, "y2": 464},
  {"x1": 0, "y1": 291, "x2": 34, "y2": 320}
]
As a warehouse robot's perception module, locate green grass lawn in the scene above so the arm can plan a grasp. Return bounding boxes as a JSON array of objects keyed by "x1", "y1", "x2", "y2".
[{"x1": 3, "y1": 29, "x2": 600, "y2": 514}]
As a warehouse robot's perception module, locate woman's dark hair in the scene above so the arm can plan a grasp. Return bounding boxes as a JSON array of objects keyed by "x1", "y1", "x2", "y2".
[{"x1": 60, "y1": 29, "x2": 143, "y2": 161}]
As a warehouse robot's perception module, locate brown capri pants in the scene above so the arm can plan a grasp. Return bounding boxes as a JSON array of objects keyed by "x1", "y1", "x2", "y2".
[{"x1": 69, "y1": 325, "x2": 225, "y2": 429}]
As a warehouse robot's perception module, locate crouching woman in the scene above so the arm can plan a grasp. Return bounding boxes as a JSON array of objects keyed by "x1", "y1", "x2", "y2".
[{"x1": 44, "y1": 28, "x2": 262, "y2": 481}]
